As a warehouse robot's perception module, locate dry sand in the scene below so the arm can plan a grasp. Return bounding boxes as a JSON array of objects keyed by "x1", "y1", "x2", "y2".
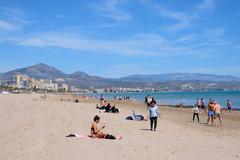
[{"x1": 0, "y1": 94, "x2": 240, "y2": 160}]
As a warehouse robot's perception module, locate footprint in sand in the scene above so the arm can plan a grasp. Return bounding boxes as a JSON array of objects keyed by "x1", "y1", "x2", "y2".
[{"x1": 171, "y1": 150, "x2": 177, "y2": 155}]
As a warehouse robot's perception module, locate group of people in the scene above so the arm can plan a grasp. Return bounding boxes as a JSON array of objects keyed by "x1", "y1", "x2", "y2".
[
  {"x1": 207, "y1": 100, "x2": 223, "y2": 126},
  {"x1": 68, "y1": 94, "x2": 234, "y2": 140},
  {"x1": 192, "y1": 98, "x2": 224, "y2": 127},
  {"x1": 96, "y1": 96, "x2": 119, "y2": 113},
  {"x1": 96, "y1": 102, "x2": 119, "y2": 113},
  {"x1": 196, "y1": 98, "x2": 206, "y2": 111},
  {"x1": 114, "y1": 96, "x2": 130, "y2": 101}
]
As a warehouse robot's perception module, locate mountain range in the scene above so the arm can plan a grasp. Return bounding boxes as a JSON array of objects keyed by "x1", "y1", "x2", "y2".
[{"x1": 0, "y1": 63, "x2": 240, "y2": 90}]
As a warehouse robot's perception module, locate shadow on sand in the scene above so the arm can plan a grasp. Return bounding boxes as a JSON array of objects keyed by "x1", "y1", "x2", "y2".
[{"x1": 140, "y1": 128, "x2": 153, "y2": 131}]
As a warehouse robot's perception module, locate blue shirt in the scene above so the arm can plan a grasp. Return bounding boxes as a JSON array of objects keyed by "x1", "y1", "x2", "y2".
[{"x1": 149, "y1": 105, "x2": 159, "y2": 117}]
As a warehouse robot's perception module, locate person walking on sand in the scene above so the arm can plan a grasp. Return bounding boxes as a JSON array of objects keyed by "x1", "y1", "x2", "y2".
[
  {"x1": 148, "y1": 100, "x2": 160, "y2": 131},
  {"x1": 213, "y1": 101, "x2": 223, "y2": 127},
  {"x1": 227, "y1": 99, "x2": 232, "y2": 112},
  {"x1": 192, "y1": 105, "x2": 200, "y2": 123},
  {"x1": 207, "y1": 100, "x2": 214, "y2": 125}
]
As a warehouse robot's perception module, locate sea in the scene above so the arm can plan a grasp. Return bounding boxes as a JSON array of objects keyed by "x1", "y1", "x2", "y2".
[{"x1": 85, "y1": 91, "x2": 240, "y2": 109}]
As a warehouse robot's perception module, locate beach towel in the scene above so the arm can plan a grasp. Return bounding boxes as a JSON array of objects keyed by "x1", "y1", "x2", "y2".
[{"x1": 66, "y1": 133, "x2": 122, "y2": 140}]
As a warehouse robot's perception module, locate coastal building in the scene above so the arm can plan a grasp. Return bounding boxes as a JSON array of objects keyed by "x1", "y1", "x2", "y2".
[
  {"x1": 14, "y1": 75, "x2": 58, "y2": 91},
  {"x1": 34, "y1": 79, "x2": 58, "y2": 91},
  {"x1": 69, "y1": 86, "x2": 82, "y2": 92},
  {"x1": 59, "y1": 83, "x2": 69, "y2": 92},
  {"x1": 15, "y1": 75, "x2": 32, "y2": 89}
]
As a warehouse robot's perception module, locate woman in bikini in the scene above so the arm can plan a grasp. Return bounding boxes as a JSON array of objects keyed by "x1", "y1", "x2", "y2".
[{"x1": 91, "y1": 115, "x2": 119, "y2": 139}]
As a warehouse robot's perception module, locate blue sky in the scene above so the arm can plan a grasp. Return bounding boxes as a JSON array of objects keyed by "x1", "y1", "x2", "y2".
[{"x1": 0, "y1": 0, "x2": 240, "y2": 78}]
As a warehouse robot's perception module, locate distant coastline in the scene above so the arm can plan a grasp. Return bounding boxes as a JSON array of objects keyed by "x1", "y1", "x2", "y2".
[{"x1": 84, "y1": 90, "x2": 240, "y2": 109}]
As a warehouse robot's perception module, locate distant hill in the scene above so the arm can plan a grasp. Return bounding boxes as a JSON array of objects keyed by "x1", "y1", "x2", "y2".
[
  {"x1": 0, "y1": 63, "x2": 240, "y2": 90},
  {"x1": 120, "y1": 73, "x2": 240, "y2": 83},
  {"x1": 0, "y1": 63, "x2": 66, "y2": 80}
]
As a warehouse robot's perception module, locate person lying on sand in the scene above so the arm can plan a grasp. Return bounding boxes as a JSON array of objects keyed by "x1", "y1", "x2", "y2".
[{"x1": 90, "y1": 115, "x2": 120, "y2": 139}]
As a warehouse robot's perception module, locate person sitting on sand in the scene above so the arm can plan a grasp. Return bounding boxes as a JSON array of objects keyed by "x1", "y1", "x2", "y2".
[
  {"x1": 148, "y1": 100, "x2": 160, "y2": 131},
  {"x1": 90, "y1": 115, "x2": 118, "y2": 139},
  {"x1": 192, "y1": 105, "x2": 200, "y2": 123},
  {"x1": 207, "y1": 100, "x2": 214, "y2": 125},
  {"x1": 105, "y1": 103, "x2": 112, "y2": 112},
  {"x1": 97, "y1": 100, "x2": 107, "y2": 110},
  {"x1": 110, "y1": 105, "x2": 119, "y2": 113},
  {"x1": 213, "y1": 101, "x2": 222, "y2": 127}
]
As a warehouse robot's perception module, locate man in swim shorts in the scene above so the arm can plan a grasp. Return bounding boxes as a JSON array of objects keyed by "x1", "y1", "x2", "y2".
[
  {"x1": 207, "y1": 100, "x2": 214, "y2": 125},
  {"x1": 213, "y1": 101, "x2": 222, "y2": 127}
]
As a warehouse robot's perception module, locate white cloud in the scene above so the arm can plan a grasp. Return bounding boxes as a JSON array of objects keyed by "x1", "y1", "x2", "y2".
[
  {"x1": 56, "y1": 14, "x2": 64, "y2": 19},
  {"x1": 88, "y1": 0, "x2": 132, "y2": 22},
  {"x1": 174, "y1": 34, "x2": 195, "y2": 43},
  {"x1": 18, "y1": 38, "x2": 47, "y2": 47},
  {"x1": 7, "y1": 28, "x2": 221, "y2": 58},
  {"x1": 0, "y1": 7, "x2": 30, "y2": 33},
  {"x1": 196, "y1": 0, "x2": 215, "y2": 12},
  {"x1": 0, "y1": 20, "x2": 17, "y2": 31},
  {"x1": 155, "y1": 5, "x2": 198, "y2": 31},
  {"x1": 154, "y1": 0, "x2": 216, "y2": 31},
  {"x1": 204, "y1": 28, "x2": 225, "y2": 38},
  {"x1": 0, "y1": 5, "x2": 234, "y2": 60},
  {"x1": 202, "y1": 28, "x2": 232, "y2": 47}
]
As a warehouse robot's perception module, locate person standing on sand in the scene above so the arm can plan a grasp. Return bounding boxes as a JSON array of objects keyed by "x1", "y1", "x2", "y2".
[
  {"x1": 200, "y1": 98, "x2": 206, "y2": 112},
  {"x1": 196, "y1": 98, "x2": 201, "y2": 109},
  {"x1": 145, "y1": 95, "x2": 152, "y2": 120},
  {"x1": 213, "y1": 101, "x2": 223, "y2": 127},
  {"x1": 148, "y1": 100, "x2": 160, "y2": 131},
  {"x1": 207, "y1": 100, "x2": 214, "y2": 125},
  {"x1": 227, "y1": 99, "x2": 232, "y2": 112},
  {"x1": 192, "y1": 105, "x2": 200, "y2": 123},
  {"x1": 145, "y1": 95, "x2": 152, "y2": 107}
]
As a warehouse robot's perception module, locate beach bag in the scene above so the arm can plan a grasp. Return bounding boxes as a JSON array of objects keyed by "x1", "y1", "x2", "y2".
[
  {"x1": 126, "y1": 116, "x2": 134, "y2": 120},
  {"x1": 135, "y1": 115, "x2": 144, "y2": 121},
  {"x1": 105, "y1": 134, "x2": 116, "y2": 140}
]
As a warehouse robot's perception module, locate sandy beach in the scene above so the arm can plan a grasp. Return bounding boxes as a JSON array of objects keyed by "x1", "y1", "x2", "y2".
[{"x1": 0, "y1": 94, "x2": 240, "y2": 160}]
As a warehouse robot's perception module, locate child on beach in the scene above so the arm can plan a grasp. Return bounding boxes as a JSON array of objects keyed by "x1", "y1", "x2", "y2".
[
  {"x1": 148, "y1": 100, "x2": 160, "y2": 131},
  {"x1": 192, "y1": 105, "x2": 200, "y2": 123}
]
